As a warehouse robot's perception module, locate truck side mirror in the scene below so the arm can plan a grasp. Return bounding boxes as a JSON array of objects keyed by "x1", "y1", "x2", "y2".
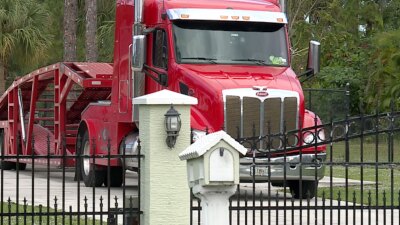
[
  {"x1": 132, "y1": 35, "x2": 146, "y2": 72},
  {"x1": 306, "y1": 41, "x2": 321, "y2": 75}
]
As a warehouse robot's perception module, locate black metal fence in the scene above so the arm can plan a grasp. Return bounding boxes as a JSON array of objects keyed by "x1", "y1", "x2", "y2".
[
  {"x1": 0, "y1": 135, "x2": 142, "y2": 225},
  {"x1": 2, "y1": 89, "x2": 400, "y2": 225},
  {"x1": 191, "y1": 104, "x2": 400, "y2": 225},
  {"x1": 303, "y1": 86, "x2": 350, "y2": 123}
]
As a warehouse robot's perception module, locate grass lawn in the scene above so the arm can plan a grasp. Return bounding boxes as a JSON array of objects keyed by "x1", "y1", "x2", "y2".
[
  {"x1": 0, "y1": 202, "x2": 101, "y2": 225},
  {"x1": 318, "y1": 135, "x2": 400, "y2": 206},
  {"x1": 325, "y1": 135, "x2": 400, "y2": 163},
  {"x1": 319, "y1": 166, "x2": 400, "y2": 206}
]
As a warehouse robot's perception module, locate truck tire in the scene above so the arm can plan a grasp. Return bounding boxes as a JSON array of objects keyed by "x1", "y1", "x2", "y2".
[
  {"x1": 104, "y1": 167, "x2": 124, "y2": 187},
  {"x1": 16, "y1": 162, "x2": 27, "y2": 171},
  {"x1": 79, "y1": 130, "x2": 105, "y2": 187},
  {"x1": 288, "y1": 180, "x2": 318, "y2": 199},
  {"x1": 0, "y1": 130, "x2": 15, "y2": 170}
]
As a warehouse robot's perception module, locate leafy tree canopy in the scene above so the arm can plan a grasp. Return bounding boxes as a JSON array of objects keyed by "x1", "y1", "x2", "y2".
[
  {"x1": 2, "y1": 0, "x2": 400, "y2": 114},
  {"x1": 0, "y1": 0, "x2": 53, "y2": 89}
]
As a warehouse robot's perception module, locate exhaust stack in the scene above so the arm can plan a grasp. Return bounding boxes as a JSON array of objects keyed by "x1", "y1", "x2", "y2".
[
  {"x1": 134, "y1": 0, "x2": 144, "y2": 35},
  {"x1": 279, "y1": 0, "x2": 286, "y2": 14},
  {"x1": 133, "y1": 0, "x2": 146, "y2": 123}
]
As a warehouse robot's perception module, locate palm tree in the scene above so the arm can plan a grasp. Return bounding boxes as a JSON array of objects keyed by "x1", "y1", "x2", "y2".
[
  {"x1": 0, "y1": 0, "x2": 52, "y2": 94},
  {"x1": 97, "y1": 0, "x2": 115, "y2": 62},
  {"x1": 64, "y1": 0, "x2": 78, "y2": 61},
  {"x1": 85, "y1": 0, "x2": 98, "y2": 62}
]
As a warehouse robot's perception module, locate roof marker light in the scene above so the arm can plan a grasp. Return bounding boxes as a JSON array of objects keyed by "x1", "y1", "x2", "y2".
[
  {"x1": 220, "y1": 15, "x2": 228, "y2": 19},
  {"x1": 180, "y1": 14, "x2": 189, "y2": 19},
  {"x1": 242, "y1": 16, "x2": 250, "y2": 20},
  {"x1": 231, "y1": 15, "x2": 239, "y2": 20},
  {"x1": 277, "y1": 18, "x2": 284, "y2": 23}
]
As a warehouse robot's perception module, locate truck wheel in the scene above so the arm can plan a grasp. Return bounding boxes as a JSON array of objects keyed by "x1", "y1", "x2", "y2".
[
  {"x1": 288, "y1": 180, "x2": 318, "y2": 199},
  {"x1": 79, "y1": 130, "x2": 105, "y2": 187},
  {"x1": 0, "y1": 130, "x2": 15, "y2": 170},
  {"x1": 16, "y1": 163, "x2": 27, "y2": 171},
  {"x1": 104, "y1": 167, "x2": 124, "y2": 187}
]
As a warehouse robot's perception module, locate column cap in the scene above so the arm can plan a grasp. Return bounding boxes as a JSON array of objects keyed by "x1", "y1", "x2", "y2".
[{"x1": 133, "y1": 90, "x2": 198, "y2": 105}]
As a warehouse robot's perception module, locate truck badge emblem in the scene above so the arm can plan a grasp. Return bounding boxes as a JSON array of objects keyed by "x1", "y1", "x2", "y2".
[
  {"x1": 256, "y1": 91, "x2": 269, "y2": 97},
  {"x1": 253, "y1": 86, "x2": 268, "y2": 97}
]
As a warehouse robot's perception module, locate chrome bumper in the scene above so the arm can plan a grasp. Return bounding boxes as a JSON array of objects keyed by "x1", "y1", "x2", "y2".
[{"x1": 240, "y1": 153, "x2": 326, "y2": 182}]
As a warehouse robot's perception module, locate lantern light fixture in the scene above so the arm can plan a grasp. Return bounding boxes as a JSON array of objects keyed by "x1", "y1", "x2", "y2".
[{"x1": 165, "y1": 105, "x2": 181, "y2": 148}]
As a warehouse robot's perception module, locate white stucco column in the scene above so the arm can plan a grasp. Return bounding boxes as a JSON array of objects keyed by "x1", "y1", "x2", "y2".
[{"x1": 133, "y1": 90, "x2": 197, "y2": 225}]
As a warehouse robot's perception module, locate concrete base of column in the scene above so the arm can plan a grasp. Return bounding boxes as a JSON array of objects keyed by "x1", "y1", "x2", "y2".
[{"x1": 192, "y1": 185, "x2": 237, "y2": 225}]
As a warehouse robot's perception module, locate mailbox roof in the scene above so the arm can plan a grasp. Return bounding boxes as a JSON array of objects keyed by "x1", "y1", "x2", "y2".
[{"x1": 179, "y1": 131, "x2": 247, "y2": 160}]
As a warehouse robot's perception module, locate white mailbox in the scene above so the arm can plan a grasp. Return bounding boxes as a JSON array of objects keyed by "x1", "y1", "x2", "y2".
[{"x1": 179, "y1": 131, "x2": 247, "y2": 187}]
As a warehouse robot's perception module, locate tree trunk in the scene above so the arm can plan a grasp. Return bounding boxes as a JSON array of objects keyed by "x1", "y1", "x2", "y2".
[
  {"x1": 378, "y1": 0, "x2": 386, "y2": 12},
  {"x1": 0, "y1": 64, "x2": 5, "y2": 95},
  {"x1": 85, "y1": 0, "x2": 98, "y2": 62},
  {"x1": 64, "y1": 0, "x2": 78, "y2": 61},
  {"x1": 348, "y1": 0, "x2": 360, "y2": 36}
]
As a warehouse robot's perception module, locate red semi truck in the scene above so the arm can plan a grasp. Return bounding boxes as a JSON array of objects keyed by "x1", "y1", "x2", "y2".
[{"x1": 0, "y1": 0, "x2": 325, "y2": 198}]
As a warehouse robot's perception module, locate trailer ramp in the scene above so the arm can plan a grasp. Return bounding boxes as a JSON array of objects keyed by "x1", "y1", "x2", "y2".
[{"x1": 0, "y1": 62, "x2": 114, "y2": 166}]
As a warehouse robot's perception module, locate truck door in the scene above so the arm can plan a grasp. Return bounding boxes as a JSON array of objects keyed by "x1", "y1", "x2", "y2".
[{"x1": 146, "y1": 29, "x2": 168, "y2": 93}]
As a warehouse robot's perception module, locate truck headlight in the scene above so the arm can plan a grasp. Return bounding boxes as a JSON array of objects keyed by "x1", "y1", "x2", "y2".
[
  {"x1": 303, "y1": 130, "x2": 325, "y2": 145},
  {"x1": 192, "y1": 129, "x2": 207, "y2": 142}
]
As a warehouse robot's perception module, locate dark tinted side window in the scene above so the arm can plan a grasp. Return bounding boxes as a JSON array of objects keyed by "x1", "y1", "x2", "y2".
[{"x1": 153, "y1": 29, "x2": 168, "y2": 69}]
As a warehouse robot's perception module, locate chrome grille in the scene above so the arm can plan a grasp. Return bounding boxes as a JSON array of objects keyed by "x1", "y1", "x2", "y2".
[
  {"x1": 224, "y1": 92, "x2": 299, "y2": 150},
  {"x1": 243, "y1": 97, "x2": 260, "y2": 137},
  {"x1": 225, "y1": 96, "x2": 241, "y2": 138}
]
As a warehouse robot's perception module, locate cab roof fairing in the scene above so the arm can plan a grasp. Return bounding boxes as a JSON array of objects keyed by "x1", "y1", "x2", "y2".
[{"x1": 166, "y1": 8, "x2": 287, "y2": 24}]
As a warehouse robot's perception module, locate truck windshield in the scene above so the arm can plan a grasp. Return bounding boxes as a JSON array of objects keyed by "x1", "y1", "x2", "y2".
[{"x1": 173, "y1": 20, "x2": 289, "y2": 66}]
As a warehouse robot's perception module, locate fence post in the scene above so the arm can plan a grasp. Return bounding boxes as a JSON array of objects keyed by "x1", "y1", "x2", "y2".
[{"x1": 133, "y1": 90, "x2": 197, "y2": 225}]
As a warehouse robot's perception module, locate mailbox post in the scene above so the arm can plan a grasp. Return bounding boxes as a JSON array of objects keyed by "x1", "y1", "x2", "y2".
[{"x1": 179, "y1": 131, "x2": 247, "y2": 225}]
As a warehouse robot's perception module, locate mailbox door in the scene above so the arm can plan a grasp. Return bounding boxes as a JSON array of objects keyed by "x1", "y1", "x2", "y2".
[{"x1": 209, "y1": 148, "x2": 234, "y2": 182}]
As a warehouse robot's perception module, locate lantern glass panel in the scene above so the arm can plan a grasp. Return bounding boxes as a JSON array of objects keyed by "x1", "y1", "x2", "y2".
[{"x1": 170, "y1": 117, "x2": 179, "y2": 131}]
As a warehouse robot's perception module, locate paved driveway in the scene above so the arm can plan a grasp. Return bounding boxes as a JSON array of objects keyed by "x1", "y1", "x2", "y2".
[
  {"x1": 1, "y1": 166, "x2": 397, "y2": 225},
  {"x1": 0, "y1": 165, "x2": 138, "y2": 223}
]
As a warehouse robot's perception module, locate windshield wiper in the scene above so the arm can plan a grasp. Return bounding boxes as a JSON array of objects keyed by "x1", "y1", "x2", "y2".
[
  {"x1": 231, "y1": 58, "x2": 268, "y2": 65},
  {"x1": 181, "y1": 57, "x2": 217, "y2": 64}
]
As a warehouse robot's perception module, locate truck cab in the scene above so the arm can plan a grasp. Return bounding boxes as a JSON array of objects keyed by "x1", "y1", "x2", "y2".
[
  {"x1": 128, "y1": 0, "x2": 326, "y2": 198},
  {"x1": 0, "y1": 0, "x2": 325, "y2": 198}
]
